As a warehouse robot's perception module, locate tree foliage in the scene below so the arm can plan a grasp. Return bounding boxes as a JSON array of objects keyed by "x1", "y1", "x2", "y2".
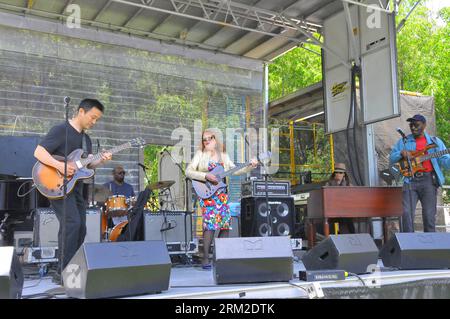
[{"x1": 268, "y1": 42, "x2": 322, "y2": 101}]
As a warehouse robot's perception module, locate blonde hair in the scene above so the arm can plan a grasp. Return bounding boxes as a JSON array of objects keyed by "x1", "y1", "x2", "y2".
[{"x1": 200, "y1": 128, "x2": 226, "y2": 152}]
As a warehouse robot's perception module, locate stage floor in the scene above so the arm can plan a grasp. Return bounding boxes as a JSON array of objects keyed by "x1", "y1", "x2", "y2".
[{"x1": 22, "y1": 260, "x2": 450, "y2": 299}]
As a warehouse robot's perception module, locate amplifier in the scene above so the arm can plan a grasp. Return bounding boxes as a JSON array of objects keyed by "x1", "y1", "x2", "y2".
[
  {"x1": 241, "y1": 180, "x2": 291, "y2": 198},
  {"x1": 33, "y1": 207, "x2": 101, "y2": 247},
  {"x1": 144, "y1": 210, "x2": 193, "y2": 243}
]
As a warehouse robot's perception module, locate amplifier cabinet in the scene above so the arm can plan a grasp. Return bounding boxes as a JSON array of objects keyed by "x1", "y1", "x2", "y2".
[{"x1": 33, "y1": 207, "x2": 101, "y2": 247}]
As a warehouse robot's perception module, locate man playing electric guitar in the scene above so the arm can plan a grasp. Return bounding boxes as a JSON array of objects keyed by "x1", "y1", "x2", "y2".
[
  {"x1": 390, "y1": 114, "x2": 450, "y2": 233},
  {"x1": 34, "y1": 99, "x2": 112, "y2": 282}
]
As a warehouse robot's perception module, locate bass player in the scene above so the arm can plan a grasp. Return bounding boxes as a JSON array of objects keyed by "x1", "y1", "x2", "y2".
[{"x1": 390, "y1": 114, "x2": 450, "y2": 233}]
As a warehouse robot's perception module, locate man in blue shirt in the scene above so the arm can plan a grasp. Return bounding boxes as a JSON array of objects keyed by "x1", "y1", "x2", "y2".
[
  {"x1": 390, "y1": 114, "x2": 450, "y2": 232},
  {"x1": 104, "y1": 165, "x2": 135, "y2": 226}
]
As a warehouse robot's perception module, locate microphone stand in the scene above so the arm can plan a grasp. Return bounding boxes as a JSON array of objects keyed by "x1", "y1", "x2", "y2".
[
  {"x1": 400, "y1": 133, "x2": 414, "y2": 233},
  {"x1": 162, "y1": 148, "x2": 192, "y2": 264},
  {"x1": 61, "y1": 96, "x2": 70, "y2": 283}
]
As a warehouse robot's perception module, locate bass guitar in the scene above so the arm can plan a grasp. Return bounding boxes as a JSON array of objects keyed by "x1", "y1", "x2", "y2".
[
  {"x1": 32, "y1": 137, "x2": 145, "y2": 199},
  {"x1": 192, "y1": 152, "x2": 271, "y2": 199},
  {"x1": 394, "y1": 145, "x2": 450, "y2": 177}
]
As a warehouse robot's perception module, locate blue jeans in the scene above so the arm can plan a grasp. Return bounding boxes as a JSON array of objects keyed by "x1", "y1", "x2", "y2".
[{"x1": 402, "y1": 172, "x2": 438, "y2": 232}]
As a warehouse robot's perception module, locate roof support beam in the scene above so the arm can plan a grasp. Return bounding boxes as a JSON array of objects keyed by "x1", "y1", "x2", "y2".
[
  {"x1": 92, "y1": 0, "x2": 113, "y2": 22},
  {"x1": 111, "y1": 0, "x2": 321, "y2": 33}
]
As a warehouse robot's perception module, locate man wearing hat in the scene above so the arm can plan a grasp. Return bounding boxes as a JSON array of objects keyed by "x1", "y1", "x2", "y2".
[
  {"x1": 326, "y1": 163, "x2": 351, "y2": 186},
  {"x1": 326, "y1": 163, "x2": 355, "y2": 234},
  {"x1": 390, "y1": 114, "x2": 450, "y2": 232}
]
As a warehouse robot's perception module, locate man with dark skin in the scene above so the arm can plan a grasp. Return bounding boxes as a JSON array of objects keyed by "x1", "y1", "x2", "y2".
[
  {"x1": 104, "y1": 165, "x2": 135, "y2": 226},
  {"x1": 390, "y1": 114, "x2": 450, "y2": 232}
]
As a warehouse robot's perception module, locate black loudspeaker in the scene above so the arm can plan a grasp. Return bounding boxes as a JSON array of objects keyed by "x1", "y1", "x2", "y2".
[
  {"x1": 213, "y1": 236, "x2": 293, "y2": 284},
  {"x1": 240, "y1": 197, "x2": 295, "y2": 237},
  {"x1": 62, "y1": 241, "x2": 171, "y2": 299},
  {"x1": 302, "y1": 234, "x2": 379, "y2": 274},
  {"x1": 0, "y1": 136, "x2": 40, "y2": 177},
  {"x1": 0, "y1": 247, "x2": 24, "y2": 299},
  {"x1": 380, "y1": 233, "x2": 450, "y2": 269}
]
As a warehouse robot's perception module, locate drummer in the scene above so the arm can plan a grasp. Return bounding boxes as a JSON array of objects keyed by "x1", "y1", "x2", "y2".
[{"x1": 103, "y1": 165, "x2": 135, "y2": 226}]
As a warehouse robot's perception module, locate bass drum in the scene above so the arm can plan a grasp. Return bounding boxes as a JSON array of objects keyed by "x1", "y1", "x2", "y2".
[{"x1": 109, "y1": 221, "x2": 128, "y2": 242}]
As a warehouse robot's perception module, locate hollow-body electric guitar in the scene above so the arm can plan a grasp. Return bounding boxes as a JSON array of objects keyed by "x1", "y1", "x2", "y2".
[
  {"x1": 32, "y1": 137, "x2": 145, "y2": 199},
  {"x1": 192, "y1": 152, "x2": 271, "y2": 199}
]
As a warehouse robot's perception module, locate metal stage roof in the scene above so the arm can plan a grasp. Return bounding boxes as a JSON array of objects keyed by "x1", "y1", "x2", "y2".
[{"x1": 0, "y1": 0, "x2": 350, "y2": 62}]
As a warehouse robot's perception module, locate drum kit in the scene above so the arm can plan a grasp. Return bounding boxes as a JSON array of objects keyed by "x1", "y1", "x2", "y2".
[{"x1": 93, "y1": 180, "x2": 176, "y2": 242}]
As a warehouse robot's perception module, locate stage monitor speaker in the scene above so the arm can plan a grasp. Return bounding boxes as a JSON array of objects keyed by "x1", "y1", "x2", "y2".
[
  {"x1": 0, "y1": 247, "x2": 24, "y2": 299},
  {"x1": 380, "y1": 233, "x2": 450, "y2": 269},
  {"x1": 240, "y1": 197, "x2": 295, "y2": 237},
  {"x1": 213, "y1": 236, "x2": 293, "y2": 284},
  {"x1": 33, "y1": 207, "x2": 101, "y2": 247},
  {"x1": 62, "y1": 241, "x2": 171, "y2": 299},
  {"x1": 302, "y1": 234, "x2": 379, "y2": 274},
  {"x1": 144, "y1": 210, "x2": 192, "y2": 242}
]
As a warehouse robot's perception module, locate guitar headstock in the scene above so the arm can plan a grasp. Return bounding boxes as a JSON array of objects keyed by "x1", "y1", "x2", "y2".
[{"x1": 130, "y1": 137, "x2": 146, "y2": 148}]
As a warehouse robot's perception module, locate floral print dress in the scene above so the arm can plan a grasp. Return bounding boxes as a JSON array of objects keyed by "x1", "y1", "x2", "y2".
[{"x1": 199, "y1": 161, "x2": 231, "y2": 231}]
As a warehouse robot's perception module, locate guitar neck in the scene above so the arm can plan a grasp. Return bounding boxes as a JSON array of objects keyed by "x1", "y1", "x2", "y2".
[
  {"x1": 79, "y1": 142, "x2": 131, "y2": 167},
  {"x1": 217, "y1": 163, "x2": 250, "y2": 179},
  {"x1": 419, "y1": 148, "x2": 450, "y2": 162}
]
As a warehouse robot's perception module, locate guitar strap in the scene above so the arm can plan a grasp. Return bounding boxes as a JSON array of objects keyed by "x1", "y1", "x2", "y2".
[{"x1": 81, "y1": 132, "x2": 89, "y2": 158}]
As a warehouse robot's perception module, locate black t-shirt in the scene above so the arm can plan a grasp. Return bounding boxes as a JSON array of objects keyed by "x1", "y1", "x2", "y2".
[{"x1": 39, "y1": 121, "x2": 92, "y2": 157}]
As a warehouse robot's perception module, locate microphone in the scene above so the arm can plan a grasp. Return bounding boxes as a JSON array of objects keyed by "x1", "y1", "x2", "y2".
[
  {"x1": 396, "y1": 128, "x2": 407, "y2": 140},
  {"x1": 97, "y1": 139, "x2": 100, "y2": 153},
  {"x1": 64, "y1": 96, "x2": 71, "y2": 104},
  {"x1": 138, "y1": 163, "x2": 148, "y2": 170}
]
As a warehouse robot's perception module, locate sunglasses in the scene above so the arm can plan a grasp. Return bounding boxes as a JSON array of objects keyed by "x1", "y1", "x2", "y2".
[
  {"x1": 116, "y1": 171, "x2": 126, "y2": 175},
  {"x1": 409, "y1": 122, "x2": 422, "y2": 128},
  {"x1": 335, "y1": 172, "x2": 345, "y2": 174},
  {"x1": 202, "y1": 136, "x2": 215, "y2": 142}
]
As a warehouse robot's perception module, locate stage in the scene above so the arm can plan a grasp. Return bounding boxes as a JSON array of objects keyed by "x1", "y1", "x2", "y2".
[{"x1": 21, "y1": 259, "x2": 450, "y2": 299}]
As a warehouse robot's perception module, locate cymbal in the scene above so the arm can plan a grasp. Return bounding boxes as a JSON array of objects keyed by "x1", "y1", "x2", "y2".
[
  {"x1": 147, "y1": 180, "x2": 175, "y2": 190},
  {"x1": 92, "y1": 185, "x2": 112, "y2": 202}
]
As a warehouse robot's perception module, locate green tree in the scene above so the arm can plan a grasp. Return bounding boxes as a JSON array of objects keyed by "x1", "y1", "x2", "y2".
[
  {"x1": 396, "y1": 1, "x2": 450, "y2": 183},
  {"x1": 268, "y1": 42, "x2": 322, "y2": 101}
]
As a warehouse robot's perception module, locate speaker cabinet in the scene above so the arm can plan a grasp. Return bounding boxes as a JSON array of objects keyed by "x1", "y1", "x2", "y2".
[
  {"x1": 0, "y1": 247, "x2": 24, "y2": 299},
  {"x1": 0, "y1": 136, "x2": 40, "y2": 177},
  {"x1": 144, "y1": 210, "x2": 192, "y2": 242},
  {"x1": 33, "y1": 207, "x2": 101, "y2": 247},
  {"x1": 380, "y1": 233, "x2": 450, "y2": 269},
  {"x1": 302, "y1": 234, "x2": 379, "y2": 274},
  {"x1": 240, "y1": 197, "x2": 295, "y2": 237},
  {"x1": 213, "y1": 236, "x2": 293, "y2": 284},
  {"x1": 62, "y1": 241, "x2": 171, "y2": 299}
]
